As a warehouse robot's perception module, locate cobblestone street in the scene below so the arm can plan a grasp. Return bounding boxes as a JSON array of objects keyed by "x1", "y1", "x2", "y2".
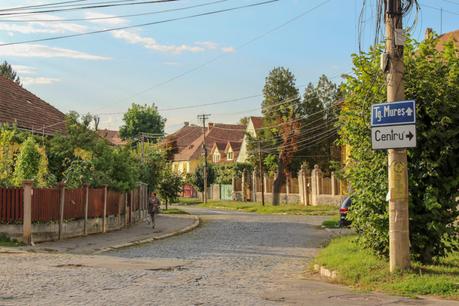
[{"x1": 1, "y1": 207, "x2": 457, "y2": 305}]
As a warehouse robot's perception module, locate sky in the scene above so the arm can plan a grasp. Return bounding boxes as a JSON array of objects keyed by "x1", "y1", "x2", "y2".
[{"x1": 0, "y1": 0, "x2": 457, "y2": 133}]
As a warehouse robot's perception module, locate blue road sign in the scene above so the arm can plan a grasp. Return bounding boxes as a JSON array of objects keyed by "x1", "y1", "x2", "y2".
[{"x1": 371, "y1": 100, "x2": 416, "y2": 127}]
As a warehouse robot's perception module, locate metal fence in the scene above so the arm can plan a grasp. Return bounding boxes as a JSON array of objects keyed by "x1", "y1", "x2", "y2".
[{"x1": 0, "y1": 188, "x2": 23, "y2": 223}]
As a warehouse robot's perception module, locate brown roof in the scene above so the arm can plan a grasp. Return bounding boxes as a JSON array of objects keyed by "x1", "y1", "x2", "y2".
[
  {"x1": 250, "y1": 116, "x2": 264, "y2": 130},
  {"x1": 0, "y1": 76, "x2": 66, "y2": 135},
  {"x1": 437, "y1": 29, "x2": 459, "y2": 51},
  {"x1": 173, "y1": 123, "x2": 245, "y2": 162},
  {"x1": 97, "y1": 129, "x2": 127, "y2": 146}
]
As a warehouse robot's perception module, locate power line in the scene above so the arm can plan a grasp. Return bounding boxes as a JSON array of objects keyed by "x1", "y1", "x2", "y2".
[
  {"x1": 420, "y1": 2, "x2": 459, "y2": 15},
  {"x1": 0, "y1": 0, "x2": 181, "y2": 16},
  {"x1": 0, "y1": 0, "x2": 229, "y2": 23},
  {"x1": 0, "y1": 0, "x2": 279, "y2": 47},
  {"x1": 92, "y1": 0, "x2": 334, "y2": 113},
  {"x1": 0, "y1": 0, "x2": 88, "y2": 12}
]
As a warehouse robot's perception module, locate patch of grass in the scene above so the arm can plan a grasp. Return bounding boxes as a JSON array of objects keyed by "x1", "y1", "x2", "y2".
[
  {"x1": 160, "y1": 208, "x2": 190, "y2": 215},
  {"x1": 321, "y1": 216, "x2": 340, "y2": 228},
  {"x1": 0, "y1": 234, "x2": 23, "y2": 247},
  {"x1": 177, "y1": 197, "x2": 203, "y2": 205},
  {"x1": 199, "y1": 200, "x2": 338, "y2": 216},
  {"x1": 313, "y1": 235, "x2": 459, "y2": 299}
]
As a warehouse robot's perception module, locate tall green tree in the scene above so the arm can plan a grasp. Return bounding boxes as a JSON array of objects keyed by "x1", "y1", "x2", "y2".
[
  {"x1": 119, "y1": 103, "x2": 166, "y2": 141},
  {"x1": 13, "y1": 136, "x2": 49, "y2": 187},
  {"x1": 338, "y1": 35, "x2": 459, "y2": 263},
  {"x1": 0, "y1": 61, "x2": 21, "y2": 85},
  {"x1": 158, "y1": 168, "x2": 183, "y2": 210},
  {"x1": 261, "y1": 67, "x2": 301, "y2": 205}
]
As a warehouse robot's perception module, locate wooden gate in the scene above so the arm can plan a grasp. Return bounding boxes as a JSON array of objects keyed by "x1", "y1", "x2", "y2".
[{"x1": 220, "y1": 184, "x2": 233, "y2": 200}]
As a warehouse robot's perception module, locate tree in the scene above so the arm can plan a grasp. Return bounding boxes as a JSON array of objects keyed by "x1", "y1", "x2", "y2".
[
  {"x1": 192, "y1": 162, "x2": 216, "y2": 194},
  {"x1": 0, "y1": 61, "x2": 21, "y2": 85},
  {"x1": 119, "y1": 103, "x2": 166, "y2": 141},
  {"x1": 338, "y1": 35, "x2": 459, "y2": 263},
  {"x1": 296, "y1": 76, "x2": 340, "y2": 170},
  {"x1": 13, "y1": 136, "x2": 49, "y2": 187},
  {"x1": 261, "y1": 67, "x2": 301, "y2": 205},
  {"x1": 158, "y1": 168, "x2": 183, "y2": 210}
]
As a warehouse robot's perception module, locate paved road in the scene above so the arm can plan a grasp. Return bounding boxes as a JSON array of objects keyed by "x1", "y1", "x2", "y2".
[{"x1": 1, "y1": 207, "x2": 457, "y2": 305}]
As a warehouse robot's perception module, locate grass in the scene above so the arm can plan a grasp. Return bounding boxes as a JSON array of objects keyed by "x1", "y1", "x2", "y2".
[
  {"x1": 177, "y1": 197, "x2": 203, "y2": 205},
  {"x1": 197, "y1": 200, "x2": 338, "y2": 216},
  {"x1": 160, "y1": 208, "x2": 190, "y2": 215},
  {"x1": 321, "y1": 216, "x2": 340, "y2": 228},
  {"x1": 312, "y1": 235, "x2": 459, "y2": 299},
  {"x1": 0, "y1": 234, "x2": 23, "y2": 247}
]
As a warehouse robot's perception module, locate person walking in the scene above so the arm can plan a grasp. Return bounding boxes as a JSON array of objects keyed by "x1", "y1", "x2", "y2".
[{"x1": 148, "y1": 192, "x2": 160, "y2": 229}]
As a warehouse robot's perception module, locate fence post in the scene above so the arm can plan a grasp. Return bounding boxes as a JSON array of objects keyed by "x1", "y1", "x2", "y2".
[
  {"x1": 58, "y1": 181, "x2": 65, "y2": 240},
  {"x1": 22, "y1": 180, "x2": 33, "y2": 245},
  {"x1": 298, "y1": 169, "x2": 304, "y2": 205},
  {"x1": 124, "y1": 192, "x2": 128, "y2": 227},
  {"x1": 252, "y1": 170, "x2": 257, "y2": 202},
  {"x1": 103, "y1": 185, "x2": 107, "y2": 233},
  {"x1": 130, "y1": 190, "x2": 133, "y2": 224},
  {"x1": 84, "y1": 184, "x2": 89, "y2": 236},
  {"x1": 285, "y1": 173, "x2": 290, "y2": 204},
  {"x1": 331, "y1": 172, "x2": 338, "y2": 196},
  {"x1": 311, "y1": 165, "x2": 322, "y2": 206}
]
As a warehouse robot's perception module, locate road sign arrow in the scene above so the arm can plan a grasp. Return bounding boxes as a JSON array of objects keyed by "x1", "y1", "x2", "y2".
[
  {"x1": 406, "y1": 131, "x2": 414, "y2": 141},
  {"x1": 406, "y1": 107, "x2": 413, "y2": 116}
]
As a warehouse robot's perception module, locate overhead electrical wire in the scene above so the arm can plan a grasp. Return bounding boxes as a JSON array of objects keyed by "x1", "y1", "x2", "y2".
[
  {"x1": 0, "y1": 0, "x2": 229, "y2": 23},
  {"x1": 0, "y1": 0, "x2": 279, "y2": 47},
  {"x1": 0, "y1": 0, "x2": 182, "y2": 16}
]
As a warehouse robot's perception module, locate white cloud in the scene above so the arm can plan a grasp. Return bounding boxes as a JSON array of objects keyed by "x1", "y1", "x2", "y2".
[
  {"x1": 11, "y1": 64, "x2": 37, "y2": 75},
  {"x1": 111, "y1": 30, "x2": 235, "y2": 55},
  {"x1": 195, "y1": 41, "x2": 219, "y2": 50},
  {"x1": 85, "y1": 12, "x2": 128, "y2": 26},
  {"x1": 22, "y1": 76, "x2": 60, "y2": 86},
  {"x1": 221, "y1": 47, "x2": 236, "y2": 53},
  {"x1": 112, "y1": 30, "x2": 206, "y2": 54},
  {"x1": 0, "y1": 43, "x2": 110, "y2": 60},
  {"x1": 1, "y1": 14, "x2": 86, "y2": 34}
]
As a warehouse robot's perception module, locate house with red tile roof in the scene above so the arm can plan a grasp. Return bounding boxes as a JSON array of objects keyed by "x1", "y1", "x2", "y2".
[
  {"x1": 167, "y1": 122, "x2": 245, "y2": 175},
  {"x1": 96, "y1": 129, "x2": 127, "y2": 146},
  {"x1": 0, "y1": 76, "x2": 66, "y2": 135},
  {"x1": 237, "y1": 116, "x2": 263, "y2": 163},
  {"x1": 209, "y1": 141, "x2": 242, "y2": 164}
]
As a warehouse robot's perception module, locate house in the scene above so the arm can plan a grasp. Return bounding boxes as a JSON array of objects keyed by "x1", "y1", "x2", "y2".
[
  {"x1": 96, "y1": 129, "x2": 127, "y2": 146},
  {"x1": 165, "y1": 122, "x2": 203, "y2": 175},
  {"x1": 0, "y1": 76, "x2": 66, "y2": 135},
  {"x1": 210, "y1": 141, "x2": 242, "y2": 164},
  {"x1": 236, "y1": 116, "x2": 263, "y2": 163},
  {"x1": 168, "y1": 122, "x2": 245, "y2": 175}
]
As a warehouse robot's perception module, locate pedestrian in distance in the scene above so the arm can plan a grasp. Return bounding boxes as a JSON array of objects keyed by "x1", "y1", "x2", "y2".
[{"x1": 148, "y1": 192, "x2": 161, "y2": 229}]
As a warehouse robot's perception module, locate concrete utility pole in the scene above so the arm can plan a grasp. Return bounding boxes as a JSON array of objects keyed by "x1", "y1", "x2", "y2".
[
  {"x1": 258, "y1": 142, "x2": 265, "y2": 206},
  {"x1": 198, "y1": 114, "x2": 211, "y2": 203},
  {"x1": 385, "y1": 0, "x2": 410, "y2": 272}
]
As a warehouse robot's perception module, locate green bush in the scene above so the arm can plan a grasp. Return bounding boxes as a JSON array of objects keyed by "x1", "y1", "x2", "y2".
[{"x1": 338, "y1": 34, "x2": 459, "y2": 262}]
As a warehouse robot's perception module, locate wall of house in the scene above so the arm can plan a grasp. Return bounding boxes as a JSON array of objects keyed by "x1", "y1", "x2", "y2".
[{"x1": 236, "y1": 119, "x2": 256, "y2": 163}]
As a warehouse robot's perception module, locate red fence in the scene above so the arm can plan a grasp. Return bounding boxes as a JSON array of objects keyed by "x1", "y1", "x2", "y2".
[
  {"x1": 32, "y1": 188, "x2": 59, "y2": 222},
  {"x1": 0, "y1": 188, "x2": 23, "y2": 223},
  {"x1": 0, "y1": 185, "x2": 146, "y2": 224}
]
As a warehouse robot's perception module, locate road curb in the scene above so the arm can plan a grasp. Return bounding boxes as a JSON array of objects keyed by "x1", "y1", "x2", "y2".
[{"x1": 93, "y1": 215, "x2": 200, "y2": 254}]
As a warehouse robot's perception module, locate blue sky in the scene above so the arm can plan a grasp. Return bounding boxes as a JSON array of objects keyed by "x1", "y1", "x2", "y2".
[{"x1": 0, "y1": 0, "x2": 457, "y2": 133}]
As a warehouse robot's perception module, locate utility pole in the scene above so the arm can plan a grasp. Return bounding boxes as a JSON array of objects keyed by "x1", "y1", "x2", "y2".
[
  {"x1": 385, "y1": 0, "x2": 410, "y2": 272},
  {"x1": 198, "y1": 114, "x2": 211, "y2": 203},
  {"x1": 258, "y1": 142, "x2": 265, "y2": 206}
]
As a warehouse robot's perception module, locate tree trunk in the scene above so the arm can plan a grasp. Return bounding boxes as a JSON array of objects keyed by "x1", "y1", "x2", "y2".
[{"x1": 272, "y1": 159, "x2": 286, "y2": 206}]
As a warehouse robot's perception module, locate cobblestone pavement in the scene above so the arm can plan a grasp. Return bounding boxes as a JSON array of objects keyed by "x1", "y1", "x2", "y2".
[{"x1": 0, "y1": 207, "x2": 457, "y2": 306}]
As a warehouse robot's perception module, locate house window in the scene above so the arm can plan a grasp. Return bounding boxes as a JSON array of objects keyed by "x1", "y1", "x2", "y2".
[
  {"x1": 227, "y1": 151, "x2": 233, "y2": 160},
  {"x1": 213, "y1": 153, "x2": 221, "y2": 162}
]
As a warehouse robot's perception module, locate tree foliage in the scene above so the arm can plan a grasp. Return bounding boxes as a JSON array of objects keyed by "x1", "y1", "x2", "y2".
[
  {"x1": 192, "y1": 162, "x2": 216, "y2": 192},
  {"x1": 13, "y1": 136, "x2": 50, "y2": 187},
  {"x1": 119, "y1": 103, "x2": 166, "y2": 141},
  {"x1": 0, "y1": 61, "x2": 21, "y2": 85},
  {"x1": 338, "y1": 35, "x2": 459, "y2": 263},
  {"x1": 158, "y1": 168, "x2": 183, "y2": 209},
  {"x1": 261, "y1": 67, "x2": 301, "y2": 204}
]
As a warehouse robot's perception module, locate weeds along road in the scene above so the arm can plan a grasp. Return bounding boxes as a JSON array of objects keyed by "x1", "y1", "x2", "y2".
[{"x1": 2, "y1": 207, "x2": 456, "y2": 305}]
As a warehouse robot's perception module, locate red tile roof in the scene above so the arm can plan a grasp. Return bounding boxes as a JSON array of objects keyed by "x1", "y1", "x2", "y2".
[
  {"x1": 173, "y1": 123, "x2": 245, "y2": 161},
  {"x1": 0, "y1": 76, "x2": 66, "y2": 135},
  {"x1": 96, "y1": 129, "x2": 127, "y2": 146},
  {"x1": 437, "y1": 29, "x2": 459, "y2": 51},
  {"x1": 250, "y1": 116, "x2": 264, "y2": 130}
]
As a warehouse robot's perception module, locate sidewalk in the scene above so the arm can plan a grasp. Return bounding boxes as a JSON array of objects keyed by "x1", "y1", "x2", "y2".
[{"x1": 20, "y1": 214, "x2": 199, "y2": 255}]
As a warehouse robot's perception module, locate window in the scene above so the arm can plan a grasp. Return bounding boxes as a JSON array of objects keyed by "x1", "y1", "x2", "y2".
[
  {"x1": 213, "y1": 153, "x2": 221, "y2": 162},
  {"x1": 227, "y1": 151, "x2": 233, "y2": 160}
]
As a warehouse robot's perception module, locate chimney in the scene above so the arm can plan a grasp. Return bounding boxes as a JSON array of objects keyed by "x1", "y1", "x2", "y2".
[
  {"x1": 425, "y1": 28, "x2": 433, "y2": 39},
  {"x1": 184, "y1": 121, "x2": 189, "y2": 127},
  {"x1": 208, "y1": 122, "x2": 214, "y2": 129}
]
